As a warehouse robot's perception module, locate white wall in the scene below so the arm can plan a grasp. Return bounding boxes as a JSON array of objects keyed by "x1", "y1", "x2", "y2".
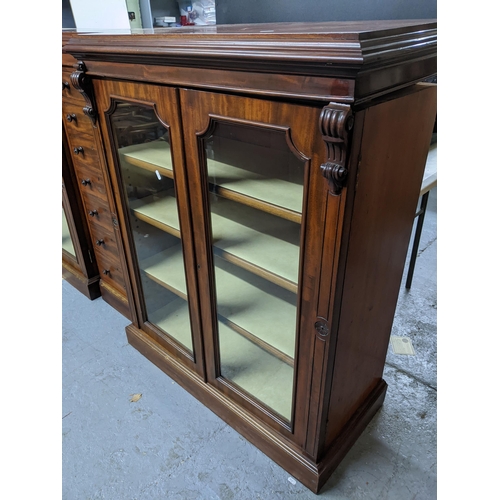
[{"x1": 69, "y1": 0, "x2": 131, "y2": 31}]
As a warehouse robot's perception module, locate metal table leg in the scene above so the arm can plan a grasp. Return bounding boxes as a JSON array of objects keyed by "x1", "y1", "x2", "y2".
[{"x1": 405, "y1": 191, "x2": 430, "y2": 290}]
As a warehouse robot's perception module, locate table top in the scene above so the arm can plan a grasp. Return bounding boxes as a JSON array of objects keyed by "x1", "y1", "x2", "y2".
[{"x1": 421, "y1": 142, "x2": 437, "y2": 195}]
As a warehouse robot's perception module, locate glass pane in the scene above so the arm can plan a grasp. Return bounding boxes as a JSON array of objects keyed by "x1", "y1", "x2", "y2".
[
  {"x1": 205, "y1": 122, "x2": 304, "y2": 421},
  {"x1": 62, "y1": 207, "x2": 76, "y2": 257},
  {"x1": 110, "y1": 102, "x2": 193, "y2": 352}
]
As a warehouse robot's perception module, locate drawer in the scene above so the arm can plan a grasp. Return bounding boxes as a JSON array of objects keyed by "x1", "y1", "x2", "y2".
[
  {"x1": 91, "y1": 226, "x2": 122, "y2": 264},
  {"x1": 94, "y1": 250, "x2": 127, "y2": 294},
  {"x1": 80, "y1": 191, "x2": 115, "y2": 234},
  {"x1": 75, "y1": 164, "x2": 109, "y2": 198},
  {"x1": 62, "y1": 70, "x2": 86, "y2": 104},
  {"x1": 66, "y1": 134, "x2": 103, "y2": 177},
  {"x1": 63, "y1": 101, "x2": 95, "y2": 137}
]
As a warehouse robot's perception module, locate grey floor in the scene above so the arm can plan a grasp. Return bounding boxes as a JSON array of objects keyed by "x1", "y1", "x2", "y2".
[{"x1": 62, "y1": 188, "x2": 437, "y2": 500}]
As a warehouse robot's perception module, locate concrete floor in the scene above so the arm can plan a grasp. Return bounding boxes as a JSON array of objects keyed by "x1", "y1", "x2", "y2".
[{"x1": 62, "y1": 187, "x2": 436, "y2": 499}]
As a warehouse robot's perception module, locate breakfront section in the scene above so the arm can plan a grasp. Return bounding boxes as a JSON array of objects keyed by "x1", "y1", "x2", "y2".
[
  {"x1": 63, "y1": 32, "x2": 134, "y2": 318},
  {"x1": 64, "y1": 20, "x2": 437, "y2": 494}
]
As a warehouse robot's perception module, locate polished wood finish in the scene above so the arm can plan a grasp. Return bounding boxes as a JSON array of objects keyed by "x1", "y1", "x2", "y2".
[
  {"x1": 63, "y1": 22, "x2": 437, "y2": 493},
  {"x1": 62, "y1": 128, "x2": 100, "y2": 300},
  {"x1": 94, "y1": 79, "x2": 205, "y2": 376},
  {"x1": 64, "y1": 21, "x2": 436, "y2": 101},
  {"x1": 62, "y1": 31, "x2": 101, "y2": 300},
  {"x1": 62, "y1": 32, "x2": 134, "y2": 319}
]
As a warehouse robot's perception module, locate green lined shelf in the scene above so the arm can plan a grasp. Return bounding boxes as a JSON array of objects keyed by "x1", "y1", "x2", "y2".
[
  {"x1": 129, "y1": 190, "x2": 300, "y2": 292},
  {"x1": 119, "y1": 139, "x2": 173, "y2": 178},
  {"x1": 129, "y1": 191, "x2": 180, "y2": 237},
  {"x1": 139, "y1": 246, "x2": 296, "y2": 363},
  {"x1": 118, "y1": 138, "x2": 303, "y2": 223}
]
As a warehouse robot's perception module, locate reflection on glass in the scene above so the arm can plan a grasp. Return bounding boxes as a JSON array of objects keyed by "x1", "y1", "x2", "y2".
[
  {"x1": 110, "y1": 102, "x2": 193, "y2": 352},
  {"x1": 205, "y1": 122, "x2": 305, "y2": 421},
  {"x1": 62, "y1": 207, "x2": 76, "y2": 257}
]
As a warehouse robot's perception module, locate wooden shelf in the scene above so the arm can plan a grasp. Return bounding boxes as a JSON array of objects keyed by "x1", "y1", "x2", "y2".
[
  {"x1": 148, "y1": 297, "x2": 193, "y2": 352},
  {"x1": 207, "y1": 159, "x2": 303, "y2": 223},
  {"x1": 117, "y1": 138, "x2": 303, "y2": 223},
  {"x1": 118, "y1": 139, "x2": 173, "y2": 178},
  {"x1": 214, "y1": 256, "x2": 297, "y2": 360},
  {"x1": 130, "y1": 191, "x2": 300, "y2": 291},
  {"x1": 146, "y1": 275, "x2": 295, "y2": 416},
  {"x1": 218, "y1": 319, "x2": 294, "y2": 421},
  {"x1": 140, "y1": 244, "x2": 187, "y2": 300},
  {"x1": 129, "y1": 191, "x2": 180, "y2": 238},
  {"x1": 139, "y1": 246, "x2": 297, "y2": 363},
  {"x1": 211, "y1": 196, "x2": 300, "y2": 292}
]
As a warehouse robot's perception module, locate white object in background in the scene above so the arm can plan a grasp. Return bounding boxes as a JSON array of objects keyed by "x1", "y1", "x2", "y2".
[{"x1": 69, "y1": 0, "x2": 131, "y2": 31}]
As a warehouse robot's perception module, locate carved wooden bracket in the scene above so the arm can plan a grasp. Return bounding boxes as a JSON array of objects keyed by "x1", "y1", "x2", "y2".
[
  {"x1": 70, "y1": 61, "x2": 97, "y2": 127},
  {"x1": 319, "y1": 103, "x2": 354, "y2": 195}
]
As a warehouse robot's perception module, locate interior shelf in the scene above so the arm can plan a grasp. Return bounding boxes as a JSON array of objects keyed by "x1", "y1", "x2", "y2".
[
  {"x1": 218, "y1": 319, "x2": 294, "y2": 421},
  {"x1": 140, "y1": 244, "x2": 187, "y2": 300},
  {"x1": 211, "y1": 196, "x2": 300, "y2": 291},
  {"x1": 130, "y1": 190, "x2": 300, "y2": 291},
  {"x1": 147, "y1": 297, "x2": 193, "y2": 352},
  {"x1": 207, "y1": 158, "x2": 303, "y2": 223},
  {"x1": 118, "y1": 138, "x2": 303, "y2": 223},
  {"x1": 139, "y1": 246, "x2": 297, "y2": 363},
  {"x1": 119, "y1": 139, "x2": 174, "y2": 178},
  {"x1": 144, "y1": 257, "x2": 294, "y2": 417},
  {"x1": 129, "y1": 191, "x2": 180, "y2": 238}
]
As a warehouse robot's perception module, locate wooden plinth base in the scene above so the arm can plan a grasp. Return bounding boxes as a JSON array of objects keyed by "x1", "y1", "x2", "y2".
[
  {"x1": 100, "y1": 281, "x2": 132, "y2": 321},
  {"x1": 126, "y1": 323, "x2": 387, "y2": 493},
  {"x1": 62, "y1": 263, "x2": 100, "y2": 300}
]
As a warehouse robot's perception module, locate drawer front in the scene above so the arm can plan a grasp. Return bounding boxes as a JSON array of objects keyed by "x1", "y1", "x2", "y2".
[
  {"x1": 62, "y1": 71, "x2": 85, "y2": 104},
  {"x1": 63, "y1": 101, "x2": 95, "y2": 137},
  {"x1": 65, "y1": 134, "x2": 103, "y2": 177},
  {"x1": 80, "y1": 191, "x2": 116, "y2": 235},
  {"x1": 91, "y1": 226, "x2": 122, "y2": 265},
  {"x1": 94, "y1": 249, "x2": 127, "y2": 294},
  {"x1": 74, "y1": 163, "x2": 109, "y2": 198}
]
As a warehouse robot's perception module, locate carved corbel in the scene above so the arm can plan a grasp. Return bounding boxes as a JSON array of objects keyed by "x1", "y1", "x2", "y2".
[
  {"x1": 70, "y1": 61, "x2": 97, "y2": 127},
  {"x1": 319, "y1": 103, "x2": 354, "y2": 195}
]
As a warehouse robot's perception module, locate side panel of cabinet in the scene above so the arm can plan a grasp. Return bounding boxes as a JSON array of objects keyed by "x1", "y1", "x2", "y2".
[
  {"x1": 179, "y1": 89, "x2": 347, "y2": 448},
  {"x1": 322, "y1": 85, "x2": 437, "y2": 461},
  {"x1": 93, "y1": 79, "x2": 205, "y2": 377}
]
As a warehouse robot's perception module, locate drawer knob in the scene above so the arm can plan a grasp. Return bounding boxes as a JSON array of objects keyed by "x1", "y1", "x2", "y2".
[
  {"x1": 102, "y1": 269, "x2": 110, "y2": 275},
  {"x1": 81, "y1": 179, "x2": 91, "y2": 186},
  {"x1": 88, "y1": 210, "x2": 98, "y2": 217},
  {"x1": 66, "y1": 113, "x2": 77, "y2": 122},
  {"x1": 62, "y1": 81, "x2": 70, "y2": 90},
  {"x1": 96, "y1": 239, "x2": 104, "y2": 246},
  {"x1": 73, "y1": 147, "x2": 84, "y2": 155}
]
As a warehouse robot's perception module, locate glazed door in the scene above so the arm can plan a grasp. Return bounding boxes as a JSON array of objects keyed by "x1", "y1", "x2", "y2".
[
  {"x1": 94, "y1": 80, "x2": 204, "y2": 375},
  {"x1": 181, "y1": 89, "x2": 332, "y2": 441}
]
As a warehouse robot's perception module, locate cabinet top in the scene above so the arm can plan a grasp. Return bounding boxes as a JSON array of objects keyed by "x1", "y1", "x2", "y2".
[{"x1": 63, "y1": 20, "x2": 436, "y2": 103}]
